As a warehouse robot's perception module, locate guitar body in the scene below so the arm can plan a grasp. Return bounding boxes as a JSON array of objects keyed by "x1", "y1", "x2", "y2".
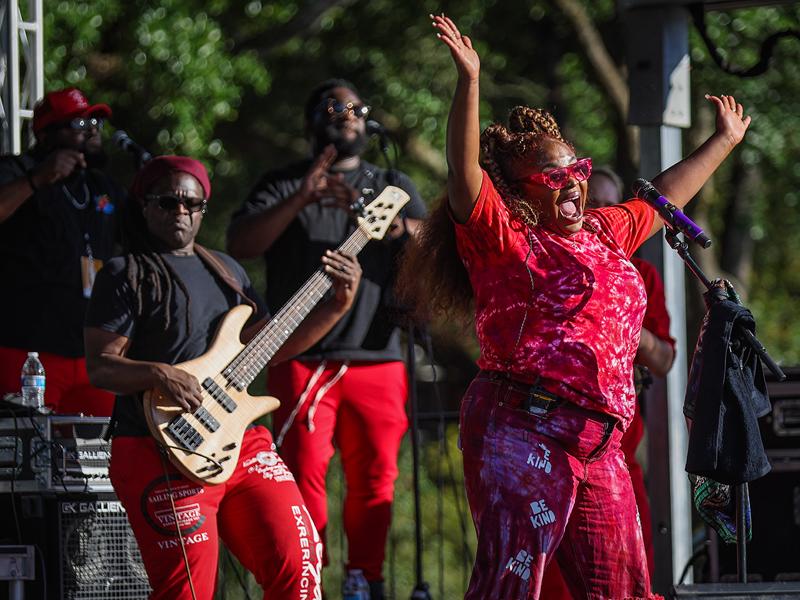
[{"x1": 143, "y1": 304, "x2": 280, "y2": 485}]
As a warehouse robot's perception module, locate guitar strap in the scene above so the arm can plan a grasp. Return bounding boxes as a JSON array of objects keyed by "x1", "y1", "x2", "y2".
[{"x1": 194, "y1": 244, "x2": 258, "y2": 312}]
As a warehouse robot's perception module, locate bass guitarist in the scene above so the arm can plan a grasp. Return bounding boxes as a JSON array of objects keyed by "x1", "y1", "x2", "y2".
[{"x1": 84, "y1": 155, "x2": 361, "y2": 599}]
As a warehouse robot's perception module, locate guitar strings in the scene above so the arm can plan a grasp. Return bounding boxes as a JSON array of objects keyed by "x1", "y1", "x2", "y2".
[{"x1": 227, "y1": 228, "x2": 369, "y2": 387}]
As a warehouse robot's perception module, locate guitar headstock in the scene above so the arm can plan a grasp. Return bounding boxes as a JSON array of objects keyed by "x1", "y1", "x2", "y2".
[{"x1": 356, "y1": 186, "x2": 411, "y2": 240}]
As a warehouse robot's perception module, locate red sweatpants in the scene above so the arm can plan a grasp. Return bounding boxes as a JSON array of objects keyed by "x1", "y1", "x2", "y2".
[
  {"x1": 460, "y1": 373, "x2": 655, "y2": 600},
  {"x1": 269, "y1": 360, "x2": 408, "y2": 582},
  {"x1": 110, "y1": 426, "x2": 322, "y2": 600},
  {"x1": 0, "y1": 346, "x2": 114, "y2": 416}
]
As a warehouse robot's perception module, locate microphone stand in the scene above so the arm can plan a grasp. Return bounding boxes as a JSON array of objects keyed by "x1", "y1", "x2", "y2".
[
  {"x1": 406, "y1": 326, "x2": 432, "y2": 600},
  {"x1": 663, "y1": 228, "x2": 785, "y2": 382},
  {"x1": 662, "y1": 225, "x2": 785, "y2": 584},
  {"x1": 379, "y1": 128, "x2": 431, "y2": 599}
]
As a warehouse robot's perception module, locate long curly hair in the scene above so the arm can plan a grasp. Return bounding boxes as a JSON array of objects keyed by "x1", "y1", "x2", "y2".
[{"x1": 396, "y1": 106, "x2": 570, "y2": 322}]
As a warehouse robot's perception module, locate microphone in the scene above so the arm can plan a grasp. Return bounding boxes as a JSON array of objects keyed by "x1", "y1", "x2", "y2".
[
  {"x1": 366, "y1": 119, "x2": 391, "y2": 154},
  {"x1": 112, "y1": 130, "x2": 153, "y2": 167},
  {"x1": 365, "y1": 119, "x2": 385, "y2": 136},
  {"x1": 632, "y1": 178, "x2": 712, "y2": 248}
]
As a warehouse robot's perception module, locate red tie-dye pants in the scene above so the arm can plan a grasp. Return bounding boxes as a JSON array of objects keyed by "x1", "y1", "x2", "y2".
[{"x1": 460, "y1": 372, "x2": 656, "y2": 600}]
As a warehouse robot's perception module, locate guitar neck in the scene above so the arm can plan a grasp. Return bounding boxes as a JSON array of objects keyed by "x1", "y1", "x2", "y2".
[{"x1": 222, "y1": 227, "x2": 371, "y2": 389}]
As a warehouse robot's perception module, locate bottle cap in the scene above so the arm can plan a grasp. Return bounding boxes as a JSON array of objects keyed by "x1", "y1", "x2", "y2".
[{"x1": 28, "y1": 351, "x2": 39, "y2": 358}]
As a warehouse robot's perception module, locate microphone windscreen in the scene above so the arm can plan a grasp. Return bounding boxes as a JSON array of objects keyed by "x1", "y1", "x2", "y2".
[
  {"x1": 111, "y1": 130, "x2": 129, "y2": 145},
  {"x1": 632, "y1": 178, "x2": 652, "y2": 198},
  {"x1": 365, "y1": 119, "x2": 384, "y2": 136}
]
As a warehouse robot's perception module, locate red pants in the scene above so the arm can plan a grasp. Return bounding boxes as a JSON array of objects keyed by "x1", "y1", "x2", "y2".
[
  {"x1": 460, "y1": 373, "x2": 654, "y2": 600},
  {"x1": 269, "y1": 360, "x2": 408, "y2": 582},
  {"x1": 110, "y1": 427, "x2": 322, "y2": 600},
  {"x1": 541, "y1": 401, "x2": 655, "y2": 599},
  {"x1": 0, "y1": 346, "x2": 114, "y2": 416}
]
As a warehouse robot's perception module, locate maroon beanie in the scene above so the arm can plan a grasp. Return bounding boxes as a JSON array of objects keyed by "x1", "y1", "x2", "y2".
[{"x1": 130, "y1": 155, "x2": 211, "y2": 201}]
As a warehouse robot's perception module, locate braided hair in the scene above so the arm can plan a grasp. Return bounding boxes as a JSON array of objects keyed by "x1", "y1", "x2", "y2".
[
  {"x1": 397, "y1": 106, "x2": 572, "y2": 321},
  {"x1": 480, "y1": 106, "x2": 573, "y2": 227}
]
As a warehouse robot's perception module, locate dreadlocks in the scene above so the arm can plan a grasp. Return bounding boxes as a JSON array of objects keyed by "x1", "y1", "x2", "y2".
[
  {"x1": 120, "y1": 186, "x2": 194, "y2": 336},
  {"x1": 397, "y1": 106, "x2": 571, "y2": 322}
]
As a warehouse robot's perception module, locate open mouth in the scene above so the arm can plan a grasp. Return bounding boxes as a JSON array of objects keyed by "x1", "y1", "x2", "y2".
[{"x1": 557, "y1": 190, "x2": 583, "y2": 223}]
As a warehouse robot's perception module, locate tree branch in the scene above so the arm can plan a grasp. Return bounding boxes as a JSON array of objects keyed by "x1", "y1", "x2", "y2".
[
  {"x1": 551, "y1": 0, "x2": 628, "y2": 117},
  {"x1": 232, "y1": 0, "x2": 357, "y2": 55}
]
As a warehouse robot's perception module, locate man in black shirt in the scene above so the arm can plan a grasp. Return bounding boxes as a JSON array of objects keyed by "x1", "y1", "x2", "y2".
[
  {"x1": 0, "y1": 88, "x2": 123, "y2": 416},
  {"x1": 227, "y1": 79, "x2": 426, "y2": 598},
  {"x1": 85, "y1": 155, "x2": 361, "y2": 598}
]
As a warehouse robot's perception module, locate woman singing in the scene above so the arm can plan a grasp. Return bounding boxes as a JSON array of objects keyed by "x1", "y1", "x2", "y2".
[{"x1": 399, "y1": 13, "x2": 751, "y2": 599}]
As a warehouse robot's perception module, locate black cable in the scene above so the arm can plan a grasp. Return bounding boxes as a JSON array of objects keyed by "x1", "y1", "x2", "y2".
[
  {"x1": 158, "y1": 447, "x2": 198, "y2": 600},
  {"x1": 679, "y1": 540, "x2": 711, "y2": 585},
  {"x1": 689, "y1": 3, "x2": 799, "y2": 78},
  {"x1": 34, "y1": 543, "x2": 47, "y2": 600}
]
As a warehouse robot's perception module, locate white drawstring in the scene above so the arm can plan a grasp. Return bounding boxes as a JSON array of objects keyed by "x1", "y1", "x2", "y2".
[
  {"x1": 275, "y1": 362, "x2": 327, "y2": 448},
  {"x1": 274, "y1": 361, "x2": 350, "y2": 446},
  {"x1": 307, "y1": 361, "x2": 349, "y2": 432}
]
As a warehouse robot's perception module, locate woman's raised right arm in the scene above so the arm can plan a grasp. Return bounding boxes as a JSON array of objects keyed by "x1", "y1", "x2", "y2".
[{"x1": 432, "y1": 14, "x2": 483, "y2": 224}]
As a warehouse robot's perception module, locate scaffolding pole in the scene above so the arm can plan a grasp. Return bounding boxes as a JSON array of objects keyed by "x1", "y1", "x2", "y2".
[{"x1": 1, "y1": 0, "x2": 44, "y2": 155}]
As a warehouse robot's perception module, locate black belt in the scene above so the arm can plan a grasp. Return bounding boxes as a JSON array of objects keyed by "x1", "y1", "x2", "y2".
[
  {"x1": 482, "y1": 370, "x2": 564, "y2": 415},
  {"x1": 482, "y1": 370, "x2": 619, "y2": 429}
]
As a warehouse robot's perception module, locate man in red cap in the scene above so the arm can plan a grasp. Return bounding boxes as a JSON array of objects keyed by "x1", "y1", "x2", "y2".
[{"x1": 0, "y1": 87, "x2": 124, "y2": 416}]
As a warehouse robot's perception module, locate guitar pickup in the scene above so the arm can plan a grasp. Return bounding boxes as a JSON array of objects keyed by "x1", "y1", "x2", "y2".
[
  {"x1": 166, "y1": 416, "x2": 204, "y2": 451},
  {"x1": 202, "y1": 378, "x2": 237, "y2": 413},
  {"x1": 193, "y1": 406, "x2": 220, "y2": 432}
]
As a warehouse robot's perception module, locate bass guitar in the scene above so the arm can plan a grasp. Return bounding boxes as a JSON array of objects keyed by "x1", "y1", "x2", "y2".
[{"x1": 143, "y1": 186, "x2": 410, "y2": 484}]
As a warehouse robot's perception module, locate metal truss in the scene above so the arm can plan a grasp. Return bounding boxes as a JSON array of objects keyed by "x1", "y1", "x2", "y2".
[{"x1": 0, "y1": 0, "x2": 43, "y2": 155}]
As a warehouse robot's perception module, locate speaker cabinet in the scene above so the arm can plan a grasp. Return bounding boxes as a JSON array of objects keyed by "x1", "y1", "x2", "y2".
[
  {"x1": 673, "y1": 582, "x2": 800, "y2": 598},
  {"x1": 0, "y1": 492, "x2": 151, "y2": 599},
  {"x1": 703, "y1": 368, "x2": 800, "y2": 584}
]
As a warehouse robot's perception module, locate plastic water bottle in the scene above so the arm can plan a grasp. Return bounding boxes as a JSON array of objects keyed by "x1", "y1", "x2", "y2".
[
  {"x1": 342, "y1": 568, "x2": 370, "y2": 600},
  {"x1": 21, "y1": 351, "x2": 45, "y2": 409}
]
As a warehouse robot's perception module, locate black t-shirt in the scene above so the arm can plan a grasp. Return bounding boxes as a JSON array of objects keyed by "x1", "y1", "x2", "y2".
[
  {"x1": 0, "y1": 151, "x2": 125, "y2": 357},
  {"x1": 85, "y1": 251, "x2": 268, "y2": 436},
  {"x1": 230, "y1": 159, "x2": 426, "y2": 362}
]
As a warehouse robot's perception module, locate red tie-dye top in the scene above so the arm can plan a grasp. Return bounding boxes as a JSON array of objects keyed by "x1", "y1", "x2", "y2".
[{"x1": 454, "y1": 171, "x2": 657, "y2": 428}]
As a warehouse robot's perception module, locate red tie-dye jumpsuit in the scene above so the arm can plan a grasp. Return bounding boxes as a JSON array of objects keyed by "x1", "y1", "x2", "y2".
[{"x1": 454, "y1": 171, "x2": 661, "y2": 600}]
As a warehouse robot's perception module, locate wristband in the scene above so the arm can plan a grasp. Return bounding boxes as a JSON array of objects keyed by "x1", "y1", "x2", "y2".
[{"x1": 25, "y1": 170, "x2": 38, "y2": 192}]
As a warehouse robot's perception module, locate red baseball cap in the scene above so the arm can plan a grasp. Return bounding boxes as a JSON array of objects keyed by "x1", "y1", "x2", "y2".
[{"x1": 32, "y1": 88, "x2": 112, "y2": 134}]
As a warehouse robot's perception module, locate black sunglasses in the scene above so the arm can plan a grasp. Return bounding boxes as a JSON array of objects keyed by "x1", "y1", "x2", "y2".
[
  {"x1": 321, "y1": 99, "x2": 370, "y2": 121},
  {"x1": 145, "y1": 194, "x2": 207, "y2": 214},
  {"x1": 67, "y1": 117, "x2": 104, "y2": 131}
]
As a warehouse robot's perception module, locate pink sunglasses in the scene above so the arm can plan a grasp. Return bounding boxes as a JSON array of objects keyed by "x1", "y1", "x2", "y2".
[{"x1": 517, "y1": 157, "x2": 593, "y2": 190}]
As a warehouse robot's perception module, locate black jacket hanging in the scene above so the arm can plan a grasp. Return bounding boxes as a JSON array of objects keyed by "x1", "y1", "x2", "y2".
[{"x1": 684, "y1": 281, "x2": 771, "y2": 485}]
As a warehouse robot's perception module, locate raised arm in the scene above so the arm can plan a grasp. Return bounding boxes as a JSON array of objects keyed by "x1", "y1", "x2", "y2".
[
  {"x1": 647, "y1": 94, "x2": 751, "y2": 237},
  {"x1": 431, "y1": 14, "x2": 483, "y2": 224},
  {"x1": 0, "y1": 149, "x2": 86, "y2": 223}
]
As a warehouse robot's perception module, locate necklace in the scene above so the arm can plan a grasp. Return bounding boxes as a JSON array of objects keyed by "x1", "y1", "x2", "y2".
[{"x1": 62, "y1": 180, "x2": 91, "y2": 210}]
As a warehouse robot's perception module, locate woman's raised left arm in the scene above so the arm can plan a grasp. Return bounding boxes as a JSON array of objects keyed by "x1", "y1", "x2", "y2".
[{"x1": 647, "y1": 94, "x2": 751, "y2": 238}]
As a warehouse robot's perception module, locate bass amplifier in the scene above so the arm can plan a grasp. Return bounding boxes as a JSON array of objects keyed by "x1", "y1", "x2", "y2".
[
  {"x1": 0, "y1": 492, "x2": 151, "y2": 599},
  {"x1": 0, "y1": 416, "x2": 112, "y2": 493}
]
